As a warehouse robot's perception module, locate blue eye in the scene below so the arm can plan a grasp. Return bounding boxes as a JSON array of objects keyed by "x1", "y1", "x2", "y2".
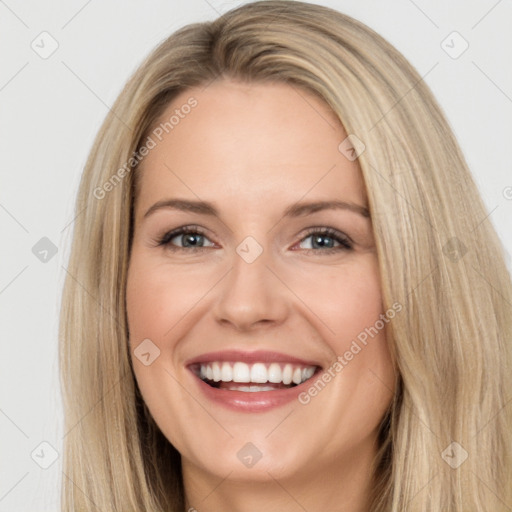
[
  {"x1": 297, "y1": 227, "x2": 352, "y2": 253},
  {"x1": 158, "y1": 226, "x2": 214, "y2": 250},
  {"x1": 157, "y1": 226, "x2": 353, "y2": 253}
]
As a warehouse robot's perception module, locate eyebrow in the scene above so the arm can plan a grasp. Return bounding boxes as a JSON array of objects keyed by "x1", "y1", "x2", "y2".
[{"x1": 143, "y1": 198, "x2": 370, "y2": 219}]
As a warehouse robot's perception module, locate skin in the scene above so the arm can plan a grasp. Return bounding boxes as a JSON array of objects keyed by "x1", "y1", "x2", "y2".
[{"x1": 126, "y1": 79, "x2": 396, "y2": 512}]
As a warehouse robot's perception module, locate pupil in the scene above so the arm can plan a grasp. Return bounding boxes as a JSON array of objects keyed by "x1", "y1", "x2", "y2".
[
  {"x1": 184, "y1": 234, "x2": 202, "y2": 247},
  {"x1": 313, "y1": 235, "x2": 333, "y2": 248}
]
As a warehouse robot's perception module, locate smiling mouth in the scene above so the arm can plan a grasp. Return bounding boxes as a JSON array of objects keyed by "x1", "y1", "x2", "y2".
[{"x1": 190, "y1": 361, "x2": 321, "y2": 392}]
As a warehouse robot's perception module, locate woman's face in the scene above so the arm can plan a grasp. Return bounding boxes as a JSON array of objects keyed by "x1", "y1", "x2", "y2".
[{"x1": 126, "y1": 79, "x2": 395, "y2": 485}]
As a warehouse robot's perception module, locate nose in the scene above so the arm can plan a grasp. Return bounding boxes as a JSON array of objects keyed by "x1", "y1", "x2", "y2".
[{"x1": 212, "y1": 245, "x2": 290, "y2": 332}]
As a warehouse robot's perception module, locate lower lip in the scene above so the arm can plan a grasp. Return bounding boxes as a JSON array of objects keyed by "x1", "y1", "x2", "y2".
[{"x1": 189, "y1": 370, "x2": 316, "y2": 412}]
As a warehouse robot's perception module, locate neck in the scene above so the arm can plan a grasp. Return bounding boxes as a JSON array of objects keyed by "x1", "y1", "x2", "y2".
[{"x1": 182, "y1": 437, "x2": 379, "y2": 512}]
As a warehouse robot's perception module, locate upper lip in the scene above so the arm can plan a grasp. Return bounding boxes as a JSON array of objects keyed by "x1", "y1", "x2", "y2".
[{"x1": 185, "y1": 349, "x2": 323, "y2": 368}]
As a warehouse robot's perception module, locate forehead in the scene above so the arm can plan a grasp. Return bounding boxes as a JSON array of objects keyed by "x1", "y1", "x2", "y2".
[{"x1": 135, "y1": 79, "x2": 365, "y2": 214}]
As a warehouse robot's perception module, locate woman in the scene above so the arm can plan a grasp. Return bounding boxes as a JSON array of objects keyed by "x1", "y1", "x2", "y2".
[{"x1": 59, "y1": 1, "x2": 512, "y2": 510}]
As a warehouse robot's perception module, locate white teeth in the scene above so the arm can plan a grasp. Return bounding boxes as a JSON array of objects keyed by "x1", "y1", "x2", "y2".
[
  {"x1": 282, "y1": 364, "x2": 293, "y2": 385},
  {"x1": 250, "y1": 363, "x2": 268, "y2": 383},
  {"x1": 302, "y1": 367, "x2": 315, "y2": 381},
  {"x1": 292, "y1": 367, "x2": 302, "y2": 385},
  {"x1": 197, "y1": 361, "x2": 317, "y2": 385},
  {"x1": 233, "y1": 362, "x2": 251, "y2": 382},
  {"x1": 268, "y1": 363, "x2": 282, "y2": 383},
  {"x1": 228, "y1": 385, "x2": 277, "y2": 392},
  {"x1": 221, "y1": 362, "x2": 232, "y2": 382},
  {"x1": 212, "y1": 362, "x2": 221, "y2": 382}
]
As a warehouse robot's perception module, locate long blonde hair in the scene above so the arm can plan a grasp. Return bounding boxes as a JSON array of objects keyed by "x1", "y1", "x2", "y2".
[{"x1": 59, "y1": 1, "x2": 512, "y2": 510}]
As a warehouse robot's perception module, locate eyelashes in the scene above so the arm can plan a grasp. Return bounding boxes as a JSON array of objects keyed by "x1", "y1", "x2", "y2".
[
  {"x1": 156, "y1": 225, "x2": 212, "y2": 249},
  {"x1": 155, "y1": 225, "x2": 353, "y2": 254}
]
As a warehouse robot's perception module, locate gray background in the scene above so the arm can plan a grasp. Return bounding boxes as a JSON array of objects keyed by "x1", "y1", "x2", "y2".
[{"x1": 1, "y1": 0, "x2": 511, "y2": 510}]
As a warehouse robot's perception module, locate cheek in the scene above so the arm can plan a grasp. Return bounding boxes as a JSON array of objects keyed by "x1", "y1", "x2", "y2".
[
  {"x1": 298, "y1": 255, "x2": 392, "y2": 404},
  {"x1": 127, "y1": 251, "x2": 384, "y2": 351},
  {"x1": 125, "y1": 255, "x2": 199, "y2": 444},
  {"x1": 297, "y1": 259, "x2": 394, "y2": 442},
  {"x1": 126, "y1": 256, "x2": 204, "y2": 342},
  {"x1": 292, "y1": 255, "x2": 383, "y2": 343}
]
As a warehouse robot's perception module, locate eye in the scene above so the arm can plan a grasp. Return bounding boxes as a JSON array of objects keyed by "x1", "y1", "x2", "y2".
[
  {"x1": 296, "y1": 227, "x2": 353, "y2": 253},
  {"x1": 157, "y1": 225, "x2": 215, "y2": 251},
  {"x1": 155, "y1": 225, "x2": 353, "y2": 254}
]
